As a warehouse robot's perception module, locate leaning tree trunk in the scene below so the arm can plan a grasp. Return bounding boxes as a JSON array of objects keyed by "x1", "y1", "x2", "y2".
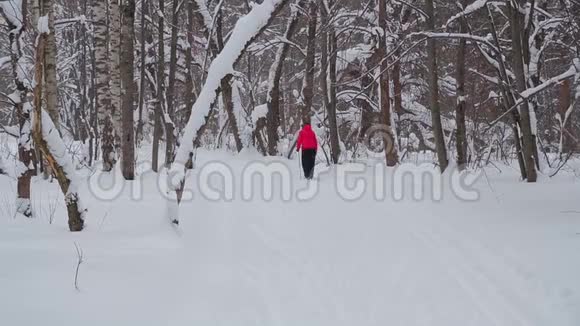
[
  {"x1": 425, "y1": 0, "x2": 448, "y2": 172},
  {"x1": 508, "y1": 0, "x2": 537, "y2": 182},
  {"x1": 94, "y1": 0, "x2": 116, "y2": 171},
  {"x1": 2, "y1": 0, "x2": 36, "y2": 217},
  {"x1": 378, "y1": 0, "x2": 398, "y2": 166},
  {"x1": 120, "y1": 0, "x2": 136, "y2": 180},
  {"x1": 33, "y1": 30, "x2": 85, "y2": 232},
  {"x1": 266, "y1": 0, "x2": 305, "y2": 155},
  {"x1": 168, "y1": 0, "x2": 291, "y2": 224},
  {"x1": 455, "y1": 0, "x2": 468, "y2": 170}
]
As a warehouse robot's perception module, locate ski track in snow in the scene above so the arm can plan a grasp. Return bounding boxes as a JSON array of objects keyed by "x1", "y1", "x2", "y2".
[{"x1": 0, "y1": 149, "x2": 579, "y2": 325}]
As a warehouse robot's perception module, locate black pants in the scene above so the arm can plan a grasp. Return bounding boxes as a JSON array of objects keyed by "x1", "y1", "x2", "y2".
[{"x1": 301, "y1": 149, "x2": 316, "y2": 179}]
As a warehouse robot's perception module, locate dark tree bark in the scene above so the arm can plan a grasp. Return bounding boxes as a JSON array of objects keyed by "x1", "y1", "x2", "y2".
[
  {"x1": 266, "y1": 0, "x2": 306, "y2": 156},
  {"x1": 301, "y1": 0, "x2": 317, "y2": 122},
  {"x1": 320, "y1": 1, "x2": 340, "y2": 163},
  {"x1": 153, "y1": 0, "x2": 166, "y2": 172},
  {"x1": 165, "y1": 0, "x2": 180, "y2": 167},
  {"x1": 455, "y1": 0, "x2": 469, "y2": 170},
  {"x1": 508, "y1": 0, "x2": 537, "y2": 182},
  {"x1": 120, "y1": 0, "x2": 136, "y2": 180},
  {"x1": 425, "y1": 0, "x2": 448, "y2": 172},
  {"x1": 378, "y1": 0, "x2": 398, "y2": 166},
  {"x1": 136, "y1": 0, "x2": 148, "y2": 145}
]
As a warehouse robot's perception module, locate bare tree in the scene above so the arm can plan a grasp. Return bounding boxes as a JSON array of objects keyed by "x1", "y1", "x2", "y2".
[
  {"x1": 266, "y1": 0, "x2": 306, "y2": 155},
  {"x1": 120, "y1": 0, "x2": 136, "y2": 179},
  {"x1": 378, "y1": 0, "x2": 398, "y2": 166},
  {"x1": 320, "y1": 0, "x2": 340, "y2": 164},
  {"x1": 425, "y1": 0, "x2": 448, "y2": 172},
  {"x1": 508, "y1": 0, "x2": 537, "y2": 182},
  {"x1": 455, "y1": 0, "x2": 468, "y2": 170}
]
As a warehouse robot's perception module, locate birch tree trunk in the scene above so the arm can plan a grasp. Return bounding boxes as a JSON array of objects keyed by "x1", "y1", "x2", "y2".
[
  {"x1": 168, "y1": 0, "x2": 290, "y2": 224},
  {"x1": 33, "y1": 30, "x2": 85, "y2": 232},
  {"x1": 121, "y1": 0, "x2": 136, "y2": 180},
  {"x1": 43, "y1": 0, "x2": 59, "y2": 131},
  {"x1": 94, "y1": 0, "x2": 116, "y2": 171},
  {"x1": 2, "y1": 0, "x2": 36, "y2": 217},
  {"x1": 425, "y1": 0, "x2": 448, "y2": 172}
]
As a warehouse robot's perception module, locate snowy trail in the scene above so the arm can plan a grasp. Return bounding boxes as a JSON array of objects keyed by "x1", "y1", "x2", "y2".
[{"x1": 1, "y1": 151, "x2": 579, "y2": 325}]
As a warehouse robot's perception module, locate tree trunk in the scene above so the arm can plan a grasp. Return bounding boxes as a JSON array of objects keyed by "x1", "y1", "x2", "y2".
[
  {"x1": 110, "y1": 0, "x2": 122, "y2": 149},
  {"x1": 120, "y1": 0, "x2": 136, "y2": 180},
  {"x1": 508, "y1": 0, "x2": 537, "y2": 182},
  {"x1": 153, "y1": 0, "x2": 166, "y2": 172},
  {"x1": 43, "y1": 0, "x2": 60, "y2": 131},
  {"x1": 165, "y1": 0, "x2": 179, "y2": 167},
  {"x1": 378, "y1": 0, "x2": 398, "y2": 166},
  {"x1": 184, "y1": 0, "x2": 196, "y2": 115},
  {"x1": 425, "y1": 0, "x2": 448, "y2": 172},
  {"x1": 485, "y1": 6, "x2": 527, "y2": 179},
  {"x1": 2, "y1": 0, "x2": 36, "y2": 217},
  {"x1": 33, "y1": 32, "x2": 85, "y2": 231},
  {"x1": 301, "y1": 0, "x2": 317, "y2": 123},
  {"x1": 320, "y1": 2, "x2": 340, "y2": 164},
  {"x1": 136, "y1": 0, "x2": 148, "y2": 146},
  {"x1": 328, "y1": 25, "x2": 340, "y2": 164},
  {"x1": 95, "y1": 0, "x2": 116, "y2": 171},
  {"x1": 266, "y1": 0, "x2": 305, "y2": 155},
  {"x1": 455, "y1": 0, "x2": 468, "y2": 170},
  {"x1": 559, "y1": 79, "x2": 573, "y2": 155}
]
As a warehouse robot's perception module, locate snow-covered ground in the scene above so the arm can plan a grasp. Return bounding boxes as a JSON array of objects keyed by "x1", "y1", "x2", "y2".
[{"x1": 1, "y1": 149, "x2": 579, "y2": 325}]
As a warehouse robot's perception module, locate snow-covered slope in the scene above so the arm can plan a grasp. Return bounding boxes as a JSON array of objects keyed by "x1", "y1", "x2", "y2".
[{"x1": 0, "y1": 150, "x2": 579, "y2": 325}]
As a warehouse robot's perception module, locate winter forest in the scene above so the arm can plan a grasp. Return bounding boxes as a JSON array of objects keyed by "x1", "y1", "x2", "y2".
[{"x1": 1, "y1": 0, "x2": 580, "y2": 325}]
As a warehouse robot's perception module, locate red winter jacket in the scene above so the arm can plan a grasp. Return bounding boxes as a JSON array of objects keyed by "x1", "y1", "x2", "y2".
[{"x1": 296, "y1": 124, "x2": 318, "y2": 151}]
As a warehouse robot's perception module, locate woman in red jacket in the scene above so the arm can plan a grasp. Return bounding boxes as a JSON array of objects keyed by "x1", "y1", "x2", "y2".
[{"x1": 296, "y1": 118, "x2": 318, "y2": 180}]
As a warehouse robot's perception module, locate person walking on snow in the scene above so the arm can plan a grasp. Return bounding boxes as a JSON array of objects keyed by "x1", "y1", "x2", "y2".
[{"x1": 296, "y1": 118, "x2": 318, "y2": 180}]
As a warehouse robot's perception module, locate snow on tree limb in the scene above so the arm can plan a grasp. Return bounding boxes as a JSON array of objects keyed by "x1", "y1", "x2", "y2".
[
  {"x1": 412, "y1": 32, "x2": 500, "y2": 55},
  {"x1": 486, "y1": 60, "x2": 580, "y2": 132},
  {"x1": 169, "y1": 0, "x2": 289, "y2": 191},
  {"x1": 0, "y1": 0, "x2": 24, "y2": 30},
  {"x1": 445, "y1": 0, "x2": 489, "y2": 28}
]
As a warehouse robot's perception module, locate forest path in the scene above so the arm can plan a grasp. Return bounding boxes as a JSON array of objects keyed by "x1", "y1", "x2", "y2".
[{"x1": 1, "y1": 152, "x2": 579, "y2": 325}]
